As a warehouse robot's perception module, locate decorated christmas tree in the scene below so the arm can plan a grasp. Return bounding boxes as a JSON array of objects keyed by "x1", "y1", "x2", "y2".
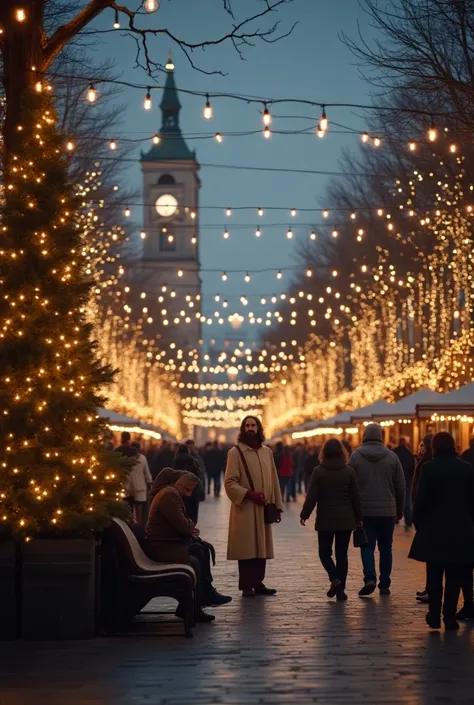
[{"x1": 0, "y1": 92, "x2": 129, "y2": 539}]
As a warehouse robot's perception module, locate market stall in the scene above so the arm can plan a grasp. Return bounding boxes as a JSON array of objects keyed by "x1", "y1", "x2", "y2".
[{"x1": 416, "y1": 383, "x2": 474, "y2": 453}]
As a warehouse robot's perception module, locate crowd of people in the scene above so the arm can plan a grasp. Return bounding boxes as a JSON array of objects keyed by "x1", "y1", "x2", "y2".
[{"x1": 111, "y1": 418, "x2": 474, "y2": 633}]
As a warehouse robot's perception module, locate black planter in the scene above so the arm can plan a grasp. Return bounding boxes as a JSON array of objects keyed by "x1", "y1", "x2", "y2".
[
  {"x1": 0, "y1": 542, "x2": 20, "y2": 639},
  {"x1": 22, "y1": 539, "x2": 97, "y2": 639}
]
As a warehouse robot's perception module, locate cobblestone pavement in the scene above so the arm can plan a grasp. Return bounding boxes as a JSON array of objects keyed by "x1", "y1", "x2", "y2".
[{"x1": 1, "y1": 496, "x2": 474, "y2": 704}]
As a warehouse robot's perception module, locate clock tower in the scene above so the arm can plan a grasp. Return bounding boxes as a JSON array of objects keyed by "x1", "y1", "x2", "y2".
[{"x1": 140, "y1": 56, "x2": 201, "y2": 349}]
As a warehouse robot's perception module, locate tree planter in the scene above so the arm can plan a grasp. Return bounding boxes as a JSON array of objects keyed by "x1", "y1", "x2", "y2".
[
  {"x1": 0, "y1": 542, "x2": 20, "y2": 639},
  {"x1": 22, "y1": 539, "x2": 98, "y2": 640}
]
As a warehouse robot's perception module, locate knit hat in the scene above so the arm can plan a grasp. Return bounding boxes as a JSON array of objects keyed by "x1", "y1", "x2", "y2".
[{"x1": 363, "y1": 422, "x2": 384, "y2": 443}]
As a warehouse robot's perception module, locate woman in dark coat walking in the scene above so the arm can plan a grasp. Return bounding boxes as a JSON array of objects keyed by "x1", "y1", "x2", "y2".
[
  {"x1": 409, "y1": 432, "x2": 474, "y2": 631},
  {"x1": 300, "y1": 439, "x2": 362, "y2": 601}
]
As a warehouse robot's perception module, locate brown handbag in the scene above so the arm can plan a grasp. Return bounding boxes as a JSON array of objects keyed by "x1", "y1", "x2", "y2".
[{"x1": 235, "y1": 445, "x2": 278, "y2": 524}]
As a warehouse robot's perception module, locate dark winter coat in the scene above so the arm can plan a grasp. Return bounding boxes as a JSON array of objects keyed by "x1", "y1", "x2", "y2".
[
  {"x1": 349, "y1": 441, "x2": 405, "y2": 518},
  {"x1": 461, "y1": 447, "x2": 474, "y2": 467},
  {"x1": 300, "y1": 458, "x2": 363, "y2": 532},
  {"x1": 393, "y1": 445, "x2": 415, "y2": 480},
  {"x1": 172, "y1": 453, "x2": 202, "y2": 523},
  {"x1": 409, "y1": 453, "x2": 474, "y2": 565},
  {"x1": 145, "y1": 468, "x2": 194, "y2": 563}
]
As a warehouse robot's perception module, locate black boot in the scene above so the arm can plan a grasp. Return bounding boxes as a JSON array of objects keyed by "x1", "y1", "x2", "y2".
[
  {"x1": 254, "y1": 584, "x2": 277, "y2": 596},
  {"x1": 202, "y1": 587, "x2": 233, "y2": 607}
]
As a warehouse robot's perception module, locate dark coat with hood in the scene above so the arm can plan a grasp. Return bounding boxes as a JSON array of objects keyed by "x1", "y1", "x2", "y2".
[
  {"x1": 349, "y1": 424, "x2": 406, "y2": 518},
  {"x1": 409, "y1": 453, "x2": 474, "y2": 565},
  {"x1": 300, "y1": 457, "x2": 362, "y2": 532},
  {"x1": 145, "y1": 468, "x2": 194, "y2": 563}
]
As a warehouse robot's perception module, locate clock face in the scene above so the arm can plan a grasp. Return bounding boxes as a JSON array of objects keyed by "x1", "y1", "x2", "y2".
[{"x1": 155, "y1": 194, "x2": 178, "y2": 217}]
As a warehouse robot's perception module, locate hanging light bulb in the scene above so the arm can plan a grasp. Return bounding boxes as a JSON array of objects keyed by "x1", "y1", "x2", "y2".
[
  {"x1": 262, "y1": 103, "x2": 272, "y2": 127},
  {"x1": 450, "y1": 143, "x2": 457, "y2": 153},
  {"x1": 310, "y1": 231, "x2": 316, "y2": 240},
  {"x1": 143, "y1": 0, "x2": 159, "y2": 11},
  {"x1": 256, "y1": 227, "x2": 262, "y2": 237},
  {"x1": 152, "y1": 133, "x2": 161, "y2": 145},
  {"x1": 277, "y1": 270, "x2": 283, "y2": 280},
  {"x1": 109, "y1": 139, "x2": 117, "y2": 151},
  {"x1": 322, "y1": 209, "x2": 329, "y2": 218},
  {"x1": 306, "y1": 268, "x2": 313, "y2": 277},
  {"x1": 332, "y1": 229, "x2": 338, "y2": 238},
  {"x1": 258, "y1": 207, "x2": 264, "y2": 216},
  {"x1": 409, "y1": 141, "x2": 416, "y2": 152},
  {"x1": 191, "y1": 234, "x2": 197, "y2": 244},
  {"x1": 361, "y1": 132, "x2": 369, "y2": 143},
  {"x1": 215, "y1": 132, "x2": 223, "y2": 143},
  {"x1": 66, "y1": 140, "x2": 75, "y2": 152},
  {"x1": 226, "y1": 207, "x2": 232, "y2": 216},
  {"x1": 167, "y1": 234, "x2": 174, "y2": 243},
  {"x1": 223, "y1": 299, "x2": 228, "y2": 308},
  {"x1": 140, "y1": 231, "x2": 146, "y2": 239},
  {"x1": 286, "y1": 227, "x2": 293, "y2": 239},
  {"x1": 222, "y1": 272, "x2": 228, "y2": 281},
  {"x1": 124, "y1": 206, "x2": 131, "y2": 217},
  {"x1": 263, "y1": 125, "x2": 271, "y2": 139},
  {"x1": 428, "y1": 119, "x2": 437, "y2": 142},
  {"x1": 177, "y1": 268, "x2": 184, "y2": 277},
  {"x1": 144, "y1": 88, "x2": 152, "y2": 111},
  {"x1": 316, "y1": 122, "x2": 325, "y2": 139},
  {"x1": 87, "y1": 83, "x2": 97, "y2": 103},
  {"x1": 373, "y1": 136, "x2": 381, "y2": 147},
  {"x1": 291, "y1": 208, "x2": 297, "y2": 217},
  {"x1": 203, "y1": 94, "x2": 212, "y2": 119},
  {"x1": 223, "y1": 228, "x2": 229, "y2": 239},
  {"x1": 244, "y1": 273, "x2": 251, "y2": 283},
  {"x1": 215, "y1": 294, "x2": 220, "y2": 302},
  {"x1": 320, "y1": 105, "x2": 328, "y2": 132},
  {"x1": 15, "y1": 8, "x2": 26, "y2": 22},
  {"x1": 113, "y1": 9, "x2": 120, "y2": 28}
]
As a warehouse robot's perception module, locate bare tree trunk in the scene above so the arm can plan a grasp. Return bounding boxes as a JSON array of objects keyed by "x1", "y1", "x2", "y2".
[{"x1": 0, "y1": 0, "x2": 46, "y2": 172}]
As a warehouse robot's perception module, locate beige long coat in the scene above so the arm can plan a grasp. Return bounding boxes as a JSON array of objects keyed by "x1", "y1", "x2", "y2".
[{"x1": 224, "y1": 443, "x2": 283, "y2": 560}]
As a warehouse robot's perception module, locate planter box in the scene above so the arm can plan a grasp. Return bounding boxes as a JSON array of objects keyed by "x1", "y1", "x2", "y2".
[
  {"x1": 0, "y1": 542, "x2": 20, "y2": 639},
  {"x1": 22, "y1": 539, "x2": 97, "y2": 640}
]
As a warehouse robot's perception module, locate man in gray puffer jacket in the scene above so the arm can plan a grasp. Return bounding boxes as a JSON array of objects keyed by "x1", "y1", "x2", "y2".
[{"x1": 350, "y1": 423, "x2": 406, "y2": 596}]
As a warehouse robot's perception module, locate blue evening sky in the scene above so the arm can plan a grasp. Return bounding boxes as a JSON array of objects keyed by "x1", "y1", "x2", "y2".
[{"x1": 91, "y1": 0, "x2": 375, "y2": 347}]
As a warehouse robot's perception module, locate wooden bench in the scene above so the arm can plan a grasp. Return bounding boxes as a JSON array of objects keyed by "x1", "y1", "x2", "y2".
[{"x1": 100, "y1": 517, "x2": 196, "y2": 638}]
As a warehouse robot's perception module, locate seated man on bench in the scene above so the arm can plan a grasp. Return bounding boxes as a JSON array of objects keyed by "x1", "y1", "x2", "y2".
[{"x1": 144, "y1": 469, "x2": 231, "y2": 623}]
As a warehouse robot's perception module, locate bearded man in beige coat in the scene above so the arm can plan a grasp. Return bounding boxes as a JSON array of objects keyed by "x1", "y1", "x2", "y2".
[{"x1": 224, "y1": 415, "x2": 283, "y2": 597}]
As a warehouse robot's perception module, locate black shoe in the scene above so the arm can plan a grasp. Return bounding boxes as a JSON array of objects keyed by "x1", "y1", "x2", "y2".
[
  {"x1": 242, "y1": 589, "x2": 255, "y2": 598},
  {"x1": 456, "y1": 605, "x2": 474, "y2": 620},
  {"x1": 254, "y1": 584, "x2": 277, "y2": 596},
  {"x1": 416, "y1": 589, "x2": 428, "y2": 598},
  {"x1": 379, "y1": 587, "x2": 391, "y2": 596},
  {"x1": 336, "y1": 590, "x2": 348, "y2": 602},
  {"x1": 426, "y1": 612, "x2": 441, "y2": 629},
  {"x1": 358, "y1": 583, "x2": 376, "y2": 597},
  {"x1": 195, "y1": 609, "x2": 215, "y2": 623},
  {"x1": 327, "y1": 579, "x2": 342, "y2": 598},
  {"x1": 202, "y1": 589, "x2": 232, "y2": 607},
  {"x1": 444, "y1": 618, "x2": 459, "y2": 631},
  {"x1": 417, "y1": 593, "x2": 430, "y2": 604}
]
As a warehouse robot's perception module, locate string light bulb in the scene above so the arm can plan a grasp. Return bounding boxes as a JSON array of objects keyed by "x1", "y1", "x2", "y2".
[
  {"x1": 291, "y1": 208, "x2": 297, "y2": 217},
  {"x1": 15, "y1": 8, "x2": 26, "y2": 21},
  {"x1": 124, "y1": 206, "x2": 131, "y2": 217},
  {"x1": 262, "y1": 103, "x2": 272, "y2": 127},
  {"x1": 428, "y1": 119, "x2": 437, "y2": 142},
  {"x1": 222, "y1": 272, "x2": 228, "y2": 281},
  {"x1": 223, "y1": 228, "x2": 229, "y2": 239},
  {"x1": 226, "y1": 207, "x2": 232, "y2": 216},
  {"x1": 310, "y1": 231, "x2": 316, "y2": 240},
  {"x1": 66, "y1": 140, "x2": 75, "y2": 152},
  {"x1": 409, "y1": 141, "x2": 416, "y2": 152},
  {"x1": 361, "y1": 132, "x2": 369, "y2": 143},
  {"x1": 244, "y1": 273, "x2": 251, "y2": 283},
  {"x1": 277, "y1": 270, "x2": 283, "y2": 280},
  {"x1": 87, "y1": 83, "x2": 97, "y2": 103},
  {"x1": 319, "y1": 105, "x2": 328, "y2": 132},
  {"x1": 258, "y1": 207, "x2": 264, "y2": 216},
  {"x1": 317, "y1": 122, "x2": 325, "y2": 139},
  {"x1": 143, "y1": 0, "x2": 159, "y2": 11},
  {"x1": 263, "y1": 125, "x2": 271, "y2": 139},
  {"x1": 203, "y1": 94, "x2": 212, "y2": 119},
  {"x1": 152, "y1": 133, "x2": 161, "y2": 145},
  {"x1": 113, "y1": 9, "x2": 120, "y2": 28},
  {"x1": 144, "y1": 88, "x2": 152, "y2": 111},
  {"x1": 256, "y1": 227, "x2": 262, "y2": 237},
  {"x1": 286, "y1": 227, "x2": 293, "y2": 239},
  {"x1": 215, "y1": 132, "x2": 223, "y2": 143},
  {"x1": 306, "y1": 268, "x2": 313, "y2": 277},
  {"x1": 450, "y1": 144, "x2": 457, "y2": 153},
  {"x1": 191, "y1": 234, "x2": 197, "y2": 244},
  {"x1": 332, "y1": 229, "x2": 338, "y2": 238},
  {"x1": 109, "y1": 139, "x2": 117, "y2": 151},
  {"x1": 373, "y1": 136, "x2": 381, "y2": 147}
]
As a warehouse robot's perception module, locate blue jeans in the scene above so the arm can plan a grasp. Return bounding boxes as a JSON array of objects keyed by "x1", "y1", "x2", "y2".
[
  {"x1": 279, "y1": 476, "x2": 291, "y2": 501},
  {"x1": 361, "y1": 516, "x2": 395, "y2": 589}
]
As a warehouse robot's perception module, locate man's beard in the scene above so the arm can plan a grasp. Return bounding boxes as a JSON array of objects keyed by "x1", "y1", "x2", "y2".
[{"x1": 239, "y1": 429, "x2": 262, "y2": 446}]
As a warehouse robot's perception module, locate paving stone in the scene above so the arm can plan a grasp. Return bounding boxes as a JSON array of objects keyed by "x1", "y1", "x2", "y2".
[{"x1": 0, "y1": 497, "x2": 473, "y2": 704}]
